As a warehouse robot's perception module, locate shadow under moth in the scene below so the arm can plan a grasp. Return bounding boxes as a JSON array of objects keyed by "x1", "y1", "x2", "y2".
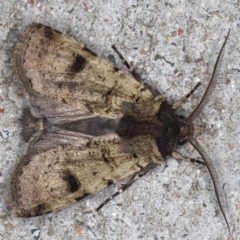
[{"x1": 10, "y1": 23, "x2": 230, "y2": 231}]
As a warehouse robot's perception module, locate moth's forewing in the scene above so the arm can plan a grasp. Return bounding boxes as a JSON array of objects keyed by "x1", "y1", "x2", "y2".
[{"x1": 14, "y1": 23, "x2": 154, "y2": 118}]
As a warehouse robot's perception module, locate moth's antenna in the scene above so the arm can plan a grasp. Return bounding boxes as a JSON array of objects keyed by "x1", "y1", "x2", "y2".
[
  {"x1": 187, "y1": 30, "x2": 231, "y2": 232},
  {"x1": 189, "y1": 137, "x2": 230, "y2": 233},
  {"x1": 188, "y1": 29, "x2": 230, "y2": 121}
]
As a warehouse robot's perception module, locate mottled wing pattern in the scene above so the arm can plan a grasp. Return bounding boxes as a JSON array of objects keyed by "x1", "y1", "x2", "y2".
[
  {"x1": 14, "y1": 23, "x2": 155, "y2": 118},
  {"x1": 10, "y1": 23, "x2": 164, "y2": 217},
  {"x1": 10, "y1": 135, "x2": 161, "y2": 217}
]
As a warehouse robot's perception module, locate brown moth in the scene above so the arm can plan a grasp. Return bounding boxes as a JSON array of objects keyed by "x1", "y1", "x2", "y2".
[{"x1": 11, "y1": 23, "x2": 230, "y2": 230}]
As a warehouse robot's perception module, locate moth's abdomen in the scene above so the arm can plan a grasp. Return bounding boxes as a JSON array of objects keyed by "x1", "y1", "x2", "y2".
[{"x1": 55, "y1": 116, "x2": 119, "y2": 136}]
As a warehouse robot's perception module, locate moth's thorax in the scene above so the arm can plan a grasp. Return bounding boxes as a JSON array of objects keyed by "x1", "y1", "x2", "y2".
[
  {"x1": 116, "y1": 115, "x2": 163, "y2": 138},
  {"x1": 117, "y1": 100, "x2": 182, "y2": 158}
]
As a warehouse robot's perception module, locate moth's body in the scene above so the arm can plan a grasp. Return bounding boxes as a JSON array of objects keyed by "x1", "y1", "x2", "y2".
[{"x1": 11, "y1": 22, "x2": 230, "y2": 232}]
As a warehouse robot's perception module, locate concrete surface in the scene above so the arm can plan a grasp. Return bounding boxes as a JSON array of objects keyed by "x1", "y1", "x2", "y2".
[{"x1": 0, "y1": 0, "x2": 239, "y2": 239}]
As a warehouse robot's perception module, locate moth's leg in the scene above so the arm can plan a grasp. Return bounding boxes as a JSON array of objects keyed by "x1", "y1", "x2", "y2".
[
  {"x1": 172, "y1": 82, "x2": 201, "y2": 110},
  {"x1": 112, "y1": 45, "x2": 159, "y2": 97},
  {"x1": 96, "y1": 162, "x2": 158, "y2": 211},
  {"x1": 172, "y1": 150, "x2": 205, "y2": 165}
]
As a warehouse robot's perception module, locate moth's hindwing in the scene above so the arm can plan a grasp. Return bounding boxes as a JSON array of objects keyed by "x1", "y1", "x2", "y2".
[{"x1": 11, "y1": 23, "x2": 169, "y2": 217}]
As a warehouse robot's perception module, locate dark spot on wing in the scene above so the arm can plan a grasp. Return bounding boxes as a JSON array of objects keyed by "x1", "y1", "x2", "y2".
[
  {"x1": 133, "y1": 153, "x2": 138, "y2": 158},
  {"x1": 61, "y1": 98, "x2": 67, "y2": 104},
  {"x1": 57, "y1": 82, "x2": 63, "y2": 88},
  {"x1": 107, "y1": 179, "x2": 114, "y2": 186},
  {"x1": 62, "y1": 172, "x2": 80, "y2": 193},
  {"x1": 69, "y1": 54, "x2": 87, "y2": 73},
  {"x1": 101, "y1": 150, "x2": 111, "y2": 164},
  {"x1": 134, "y1": 95, "x2": 139, "y2": 102},
  {"x1": 103, "y1": 87, "x2": 114, "y2": 101}
]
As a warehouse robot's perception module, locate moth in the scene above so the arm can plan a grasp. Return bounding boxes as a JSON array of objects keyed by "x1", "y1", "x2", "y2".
[{"x1": 10, "y1": 23, "x2": 230, "y2": 230}]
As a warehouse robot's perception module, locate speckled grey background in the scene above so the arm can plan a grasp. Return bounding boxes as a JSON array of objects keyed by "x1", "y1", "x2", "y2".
[{"x1": 0, "y1": 0, "x2": 239, "y2": 239}]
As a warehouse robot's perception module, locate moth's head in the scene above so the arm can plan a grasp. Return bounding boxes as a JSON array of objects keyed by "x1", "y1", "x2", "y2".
[
  {"x1": 176, "y1": 114, "x2": 203, "y2": 146},
  {"x1": 176, "y1": 115, "x2": 194, "y2": 145}
]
